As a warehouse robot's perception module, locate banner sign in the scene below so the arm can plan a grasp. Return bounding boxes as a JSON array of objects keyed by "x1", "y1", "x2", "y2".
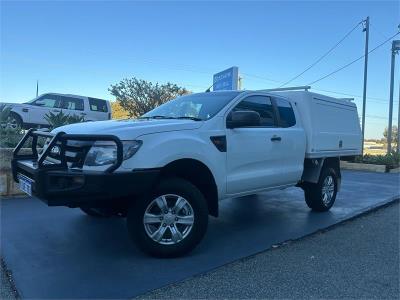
[{"x1": 213, "y1": 67, "x2": 239, "y2": 91}]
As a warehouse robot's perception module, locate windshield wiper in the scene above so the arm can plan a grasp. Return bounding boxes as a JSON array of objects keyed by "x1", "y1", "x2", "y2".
[
  {"x1": 139, "y1": 116, "x2": 203, "y2": 121},
  {"x1": 175, "y1": 116, "x2": 203, "y2": 121},
  {"x1": 138, "y1": 115, "x2": 174, "y2": 120}
]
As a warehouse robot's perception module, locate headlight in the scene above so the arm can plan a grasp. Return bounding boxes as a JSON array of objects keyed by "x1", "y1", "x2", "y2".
[{"x1": 84, "y1": 140, "x2": 142, "y2": 167}]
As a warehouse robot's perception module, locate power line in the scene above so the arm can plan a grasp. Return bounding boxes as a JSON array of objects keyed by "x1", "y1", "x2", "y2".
[
  {"x1": 279, "y1": 21, "x2": 363, "y2": 87},
  {"x1": 312, "y1": 88, "x2": 389, "y2": 103},
  {"x1": 241, "y1": 70, "x2": 390, "y2": 103},
  {"x1": 241, "y1": 72, "x2": 281, "y2": 83},
  {"x1": 308, "y1": 31, "x2": 400, "y2": 85}
]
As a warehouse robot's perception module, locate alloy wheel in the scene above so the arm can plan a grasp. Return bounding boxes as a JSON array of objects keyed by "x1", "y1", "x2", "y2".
[
  {"x1": 321, "y1": 175, "x2": 335, "y2": 206},
  {"x1": 143, "y1": 194, "x2": 194, "y2": 245}
]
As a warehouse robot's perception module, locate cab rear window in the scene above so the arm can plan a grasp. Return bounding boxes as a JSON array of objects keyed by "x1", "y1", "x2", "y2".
[
  {"x1": 275, "y1": 98, "x2": 296, "y2": 127},
  {"x1": 88, "y1": 98, "x2": 108, "y2": 112}
]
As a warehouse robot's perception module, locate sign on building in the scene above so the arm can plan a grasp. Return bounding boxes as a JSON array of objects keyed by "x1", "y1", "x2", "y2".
[{"x1": 213, "y1": 66, "x2": 239, "y2": 91}]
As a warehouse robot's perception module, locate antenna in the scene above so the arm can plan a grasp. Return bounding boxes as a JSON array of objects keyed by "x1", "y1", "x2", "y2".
[{"x1": 36, "y1": 80, "x2": 39, "y2": 97}]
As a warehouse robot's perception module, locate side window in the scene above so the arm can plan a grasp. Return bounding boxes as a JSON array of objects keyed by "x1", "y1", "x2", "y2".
[
  {"x1": 88, "y1": 98, "x2": 108, "y2": 112},
  {"x1": 275, "y1": 98, "x2": 296, "y2": 127},
  {"x1": 61, "y1": 97, "x2": 84, "y2": 111},
  {"x1": 33, "y1": 94, "x2": 60, "y2": 108},
  {"x1": 233, "y1": 95, "x2": 276, "y2": 127}
]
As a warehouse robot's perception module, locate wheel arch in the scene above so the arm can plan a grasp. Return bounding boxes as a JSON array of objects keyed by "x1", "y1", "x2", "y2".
[
  {"x1": 10, "y1": 111, "x2": 23, "y2": 122},
  {"x1": 159, "y1": 158, "x2": 219, "y2": 217},
  {"x1": 301, "y1": 157, "x2": 341, "y2": 188}
]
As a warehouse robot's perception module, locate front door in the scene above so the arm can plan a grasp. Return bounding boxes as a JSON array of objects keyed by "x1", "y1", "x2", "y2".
[{"x1": 27, "y1": 94, "x2": 61, "y2": 125}]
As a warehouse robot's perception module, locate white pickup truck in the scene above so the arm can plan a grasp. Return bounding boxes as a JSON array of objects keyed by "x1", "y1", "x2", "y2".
[
  {"x1": 12, "y1": 89, "x2": 361, "y2": 257},
  {"x1": 5, "y1": 93, "x2": 111, "y2": 128}
]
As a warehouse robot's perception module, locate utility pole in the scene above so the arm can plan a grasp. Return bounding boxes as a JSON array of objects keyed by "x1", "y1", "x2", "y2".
[
  {"x1": 397, "y1": 81, "x2": 400, "y2": 154},
  {"x1": 361, "y1": 16, "x2": 369, "y2": 156},
  {"x1": 387, "y1": 40, "x2": 400, "y2": 154}
]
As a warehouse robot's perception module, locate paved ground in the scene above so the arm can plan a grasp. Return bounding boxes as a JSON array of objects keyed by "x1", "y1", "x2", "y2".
[
  {"x1": 2, "y1": 201, "x2": 398, "y2": 300},
  {"x1": 1, "y1": 259, "x2": 19, "y2": 300},
  {"x1": 138, "y1": 201, "x2": 400, "y2": 299},
  {"x1": 1, "y1": 171, "x2": 399, "y2": 298},
  {"x1": 2, "y1": 171, "x2": 399, "y2": 299}
]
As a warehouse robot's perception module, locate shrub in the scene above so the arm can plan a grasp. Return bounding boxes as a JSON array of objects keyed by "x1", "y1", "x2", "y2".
[
  {"x1": 44, "y1": 111, "x2": 85, "y2": 129},
  {"x1": 0, "y1": 104, "x2": 12, "y2": 125},
  {"x1": 0, "y1": 127, "x2": 24, "y2": 148},
  {"x1": 111, "y1": 101, "x2": 130, "y2": 119},
  {"x1": 0, "y1": 104, "x2": 24, "y2": 148},
  {"x1": 354, "y1": 152, "x2": 400, "y2": 169}
]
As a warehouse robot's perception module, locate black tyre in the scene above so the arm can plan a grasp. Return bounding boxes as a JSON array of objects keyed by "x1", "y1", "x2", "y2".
[
  {"x1": 127, "y1": 177, "x2": 208, "y2": 258},
  {"x1": 80, "y1": 207, "x2": 126, "y2": 218},
  {"x1": 304, "y1": 167, "x2": 338, "y2": 212},
  {"x1": 8, "y1": 113, "x2": 22, "y2": 129}
]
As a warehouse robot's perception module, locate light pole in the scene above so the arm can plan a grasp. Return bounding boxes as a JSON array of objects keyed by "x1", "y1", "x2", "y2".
[
  {"x1": 387, "y1": 40, "x2": 400, "y2": 154},
  {"x1": 361, "y1": 17, "x2": 370, "y2": 156}
]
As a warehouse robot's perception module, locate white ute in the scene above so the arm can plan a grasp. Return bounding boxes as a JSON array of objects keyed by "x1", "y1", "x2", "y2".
[{"x1": 12, "y1": 88, "x2": 362, "y2": 257}]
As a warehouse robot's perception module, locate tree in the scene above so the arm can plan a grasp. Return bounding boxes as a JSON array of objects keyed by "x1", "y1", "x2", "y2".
[
  {"x1": 109, "y1": 77, "x2": 190, "y2": 118},
  {"x1": 383, "y1": 126, "x2": 398, "y2": 145},
  {"x1": 111, "y1": 101, "x2": 130, "y2": 119}
]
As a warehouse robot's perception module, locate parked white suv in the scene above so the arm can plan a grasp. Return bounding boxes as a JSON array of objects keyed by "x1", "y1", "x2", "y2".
[
  {"x1": 12, "y1": 89, "x2": 361, "y2": 257},
  {"x1": 6, "y1": 93, "x2": 111, "y2": 128}
]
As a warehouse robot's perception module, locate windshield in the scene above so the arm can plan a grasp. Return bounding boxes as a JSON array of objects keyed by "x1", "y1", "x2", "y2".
[
  {"x1": 24, "y1": 97, "x2": 39, "y2": 104},
  {"x1": 141, "y1": 91, "x2": 241, "y2": 121},
  {"x1": 24, "y1": 93, "x2": 49, "y2": 104}
]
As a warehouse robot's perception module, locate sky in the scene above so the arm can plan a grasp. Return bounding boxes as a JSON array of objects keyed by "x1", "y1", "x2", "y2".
[{"x1": 1, "y1": 0, "x2": 399, "y2": 138}]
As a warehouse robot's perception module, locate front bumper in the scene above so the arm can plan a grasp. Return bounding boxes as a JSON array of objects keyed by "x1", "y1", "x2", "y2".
[
  {"x1": 12, "y1": 159, "x2": 160, "y2": 207},
  {"x1": 11, "y1": 129, "x2": 160, "y2": 207}
]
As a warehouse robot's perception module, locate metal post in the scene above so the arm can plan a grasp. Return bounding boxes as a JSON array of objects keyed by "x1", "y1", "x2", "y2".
[
  {"x1": 361, "y1": 16, "x2": 369, "y2": 156},
  {"x1": 387, "y1": 45, "x2": 396, "y2": 154},
  {"x1": 36, "y1": 80, "x2": 39, "y2": 97},
  {"x1": 397, "y1": 81, "x2": 400, "y2": 154}
]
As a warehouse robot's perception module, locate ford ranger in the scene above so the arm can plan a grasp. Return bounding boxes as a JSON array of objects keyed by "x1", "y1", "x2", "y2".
[{"x1": 12, "y1": 89, "x2": 362, "y2": 257}]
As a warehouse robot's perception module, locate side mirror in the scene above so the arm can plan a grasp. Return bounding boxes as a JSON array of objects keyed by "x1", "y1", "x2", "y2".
[
  {"x1": 35, "y1": 100, "x2": 45, "y2": 106},
  {"x1": 227, "y1": 110, "x2": 261, "y2": 129}
]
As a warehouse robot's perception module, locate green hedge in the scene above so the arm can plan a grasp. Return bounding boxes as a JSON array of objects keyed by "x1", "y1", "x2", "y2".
[
  {"x1": 0, "y1": 127, "x2": 25, "y2": 148},
  {"x1": 354, "y1": 152, "x2": 400, "y2": 169}
]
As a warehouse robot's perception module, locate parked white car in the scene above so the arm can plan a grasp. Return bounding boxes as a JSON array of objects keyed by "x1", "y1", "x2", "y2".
[
  {"x1": 12, "y1": 89, "x2": 361, "y2": 257},
  {"x1": 6, "y1": 93, "x2": 111, "y2": 128}
]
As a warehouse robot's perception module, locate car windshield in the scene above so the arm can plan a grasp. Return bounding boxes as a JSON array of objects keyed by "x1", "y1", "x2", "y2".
[
  {"x1": 24, "y1": 97, "x2": 40, "y2": 104},
  {"x1": 24, "y1": 94, "x2": 50, "y2": 104},
  {"x1": 141, "y1": 91, "x2": 241, "y2": 121}
]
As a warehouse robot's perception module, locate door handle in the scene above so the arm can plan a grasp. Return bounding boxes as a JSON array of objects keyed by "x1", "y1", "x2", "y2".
[{"x1": 271, "y1": 135, "x2": 281, "y2": 142}]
